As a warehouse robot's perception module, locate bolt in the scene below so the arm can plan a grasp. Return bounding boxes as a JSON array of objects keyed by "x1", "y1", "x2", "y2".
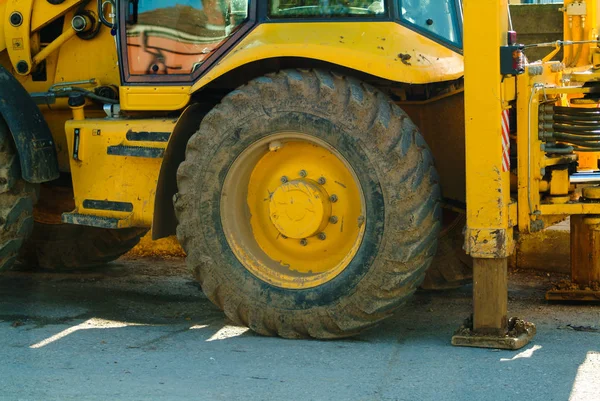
[
  {"x1": 318, "y1": 232, "x2": 327, "y2": 240},
  {"x1": 329, "y1": 216, "x2": 338, "y2": 224},
  {"x1": 299, "y1": 170, "x2": 307, "y2": 178},
  {"x1": 281, "y1": 234, "x2": 287, "y2": 239},
  {"x1": 330, "y1": 194, "x2": 338, "y2": 203},
  {"x1": 300, "y1": 238, "x2": 308, "y2": 246},
  {"x1": 357, "y1": 215, "x2": 365, "y2": 227},
  {"x1": 72, "y1": 15, "x2": 88, "y2": 32},
  {"x1": 16, "y1": 61, "x2": 28, "y2": 74},
  {"x1": 10, "y1": 12, "x2": 23, "y2": 27},
  {"x1": 280, "y1": 176, "x2": 288, "y2": 184},
  {"x1": 318, "y1": 177, "x2": 326, "y2": 185},
  {"x1": 269, "y1": 141, "x2": 283, "y2": 152}
]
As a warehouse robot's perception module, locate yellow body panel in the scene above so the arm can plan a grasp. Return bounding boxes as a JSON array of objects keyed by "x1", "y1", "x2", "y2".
[
  {"x1": 120, "y1": 86, "x2": 191, "y2": 112},
  {"x1": 64, "y1": 118, "x2": 177, "y2": 227},
  {"x1": 121, "y1": 22, "x2": 464, "y2": 111}
]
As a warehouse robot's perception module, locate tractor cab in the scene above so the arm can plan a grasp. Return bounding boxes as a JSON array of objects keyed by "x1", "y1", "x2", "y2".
[{"x1": 119, "y1": 0, "x2": 463, "y2": 84}]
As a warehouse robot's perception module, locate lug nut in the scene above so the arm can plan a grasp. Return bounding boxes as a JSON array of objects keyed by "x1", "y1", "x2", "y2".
[
  {"x1": 300, "y1": 239, "x2": 308, "y2": 246},
  {"x1": 269, "y1": 141, "x2": 283, "y2": 152},
  {"x1": 318, "y1": 177, "x2": 326, "y2": 185},
  {"x1": 299, "y1": 170, "x2": 307, "y2": 178},
  {"x1": 318, "y1": 232, "x2": 327, "y2": 240},
  {"x1": 329, "y1": 216, "x2": 338, "y2": 224},
  {"x1": 330, "y1": 194, "x2": 338, "y2": 203},
  {"x1": 281, "y1": 176, "x2": 288, "y2": 184}
]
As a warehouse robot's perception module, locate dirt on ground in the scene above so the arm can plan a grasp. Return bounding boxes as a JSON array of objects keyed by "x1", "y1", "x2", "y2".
[{"x1": 126, "y1": 234, "x2": 186, "y2": 259}]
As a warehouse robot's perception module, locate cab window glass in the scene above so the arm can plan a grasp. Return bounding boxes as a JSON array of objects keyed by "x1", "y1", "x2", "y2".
[
  {"x1": 126, "y1": 0, "x2": 249, "y2": 75},
  {"x1": 269, "y1": 0, "x2": 386, "y2": 18},
  {"x1": 399, "y1": 0, "x2": 461, "y2": 47}
]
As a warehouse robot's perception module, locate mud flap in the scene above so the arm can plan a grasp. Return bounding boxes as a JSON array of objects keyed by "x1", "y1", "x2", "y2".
[{"x1": 0, "y1": 66, "x2": 59, "y2": 183}]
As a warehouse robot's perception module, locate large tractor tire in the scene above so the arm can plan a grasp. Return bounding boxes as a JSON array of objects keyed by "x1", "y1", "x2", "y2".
[
  {"x1": 19, "y1": 185, "x2": 147, "y2": 270},
  {"x1": 0, "y1": 120, "x2": 36, "y2": 271},
  {"x1": 421, "y1": 212, "x2": 473, "y2": 290},
  {"x1": 20, "y1": 223, "x2": 148, "y2": 269},
  {"x1": 175, "y1": 69, "x2": 441, "y2": 339}
]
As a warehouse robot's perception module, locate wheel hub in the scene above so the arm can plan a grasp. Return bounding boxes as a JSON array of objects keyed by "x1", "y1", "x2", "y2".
[
  {"x1": 221, "y1": 133, "x2": 366, "y2": 289},
  {"x1": 269, "y1": 179, "x2": 331, "y2": 239}
]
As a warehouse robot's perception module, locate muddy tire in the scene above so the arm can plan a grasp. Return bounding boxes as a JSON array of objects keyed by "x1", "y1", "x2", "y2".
[
  {"x1": 175, "y1": 69, "x2": 441, "y2": 338},
  {"x1": 0, "y1": 120, "x2": 36, "y2": 271},
  {"x1": 421, "y1": 213, "x2": 473, "y2": 290},
  {"x1": 20, "y1": 224, "x2": 148, "y2": 270}
]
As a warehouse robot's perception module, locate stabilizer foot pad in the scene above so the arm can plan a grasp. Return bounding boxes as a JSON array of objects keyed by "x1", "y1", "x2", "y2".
[
  {"x1": 451, "y1": 317, "x2": 536, "y2": 350},
  {"x1": 546, "y1": 290, "x2": 600, "y2": 301},
  {"x1": 546, "y1": 280, "x2": 600, "y2": 301}
]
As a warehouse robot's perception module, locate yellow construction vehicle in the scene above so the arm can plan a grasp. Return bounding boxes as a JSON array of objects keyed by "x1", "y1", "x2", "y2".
[{"x1": 0, "y1": 0, "x2": 596, "y2": 344}]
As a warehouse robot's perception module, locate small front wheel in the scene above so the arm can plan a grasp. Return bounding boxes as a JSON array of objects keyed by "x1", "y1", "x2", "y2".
[{"x1": 0, "y1": 119, "x2": 36, "y2": 271}]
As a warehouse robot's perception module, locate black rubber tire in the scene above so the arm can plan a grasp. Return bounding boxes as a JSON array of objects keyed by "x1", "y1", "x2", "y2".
[
  {"x1": 0, "y1": 120, "x2": 36, "y2": 271},
  {"x1": 421, "y1": 214, "x2": 473, "y2": 290},
  {"x1": 19, "y1": 224, "x2": 148, "y2": 270},
  {"x1": 175, "y1": 69, "x2": 441, "y2": 339}
]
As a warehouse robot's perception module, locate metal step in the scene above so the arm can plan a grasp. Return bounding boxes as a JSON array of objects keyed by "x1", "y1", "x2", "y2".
[{"x1": 61, "y1": 212, "x2": 133, "y2": 229}]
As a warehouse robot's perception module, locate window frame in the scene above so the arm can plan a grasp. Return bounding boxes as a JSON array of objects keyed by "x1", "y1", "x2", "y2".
[{"x1": 118, "y1": 0, "x2": 258, "y2": 85}]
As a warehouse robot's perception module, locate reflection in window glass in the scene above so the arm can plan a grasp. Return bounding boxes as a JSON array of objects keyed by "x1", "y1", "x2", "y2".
[
  {"x1": 269, "y1": 0, "x2": 386, "y2": 18},
  {"x1": 127, "y1": 0, "x2": 249, "y2": 75},
  {"x1": 399, "y1": 0, "x2": 461, "y2": 47}
]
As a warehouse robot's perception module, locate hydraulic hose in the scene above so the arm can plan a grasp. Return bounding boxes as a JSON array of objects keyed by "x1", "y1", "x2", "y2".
[
  {"x1": 545, "y1": 144, "x2": 574, "y2": 154},
  {"x1": 552, "y1": 123, "x2": 600, "y2": 135},
  {"x1": 55, "y1": 87, "x2": 119, "y2": 104},
  {"x1": 541, "y1": 105, "x2": 600, "y2": 151},
  {"x1": 552, "y1": 106, "x2": 600, "y2": 115}
]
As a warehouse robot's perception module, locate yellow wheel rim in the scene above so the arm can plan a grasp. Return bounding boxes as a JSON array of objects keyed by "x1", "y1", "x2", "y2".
[{"x1": 221, "y1": 133, "x2": 366, "y2": 289}]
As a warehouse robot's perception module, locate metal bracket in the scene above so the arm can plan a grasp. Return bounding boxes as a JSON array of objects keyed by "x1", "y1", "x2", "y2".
[
  {"x1": 4, "y1": 0, "x2": 35, "y2": 75},
  {"x1": 546, "y1": 288, "x2": 600, "y2": 301}
]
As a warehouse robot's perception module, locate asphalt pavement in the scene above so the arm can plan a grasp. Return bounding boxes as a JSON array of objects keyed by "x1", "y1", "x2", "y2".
[{"x1": 0, "y1": 257, "x2": 598, "y2": 401}]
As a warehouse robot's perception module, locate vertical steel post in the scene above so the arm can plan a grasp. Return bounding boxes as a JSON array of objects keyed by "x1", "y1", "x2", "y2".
[
  {"x1": 454, "y1": 0, "x2": 534, "y2": 349},
  {"x1": 463, "y1": 0, "x2": 512, "y2": 334}
]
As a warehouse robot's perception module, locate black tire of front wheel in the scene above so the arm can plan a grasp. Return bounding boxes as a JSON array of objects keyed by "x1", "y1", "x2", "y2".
[
  {"x1": 0, "y1": 119, "x2": 36, "y2": 271},
  {"x1": 19, "y1": 224, "x2": 148, "y2": 270},
  {"x1": 175, "y1": 69, "x2": 441, "y2": 339}
]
